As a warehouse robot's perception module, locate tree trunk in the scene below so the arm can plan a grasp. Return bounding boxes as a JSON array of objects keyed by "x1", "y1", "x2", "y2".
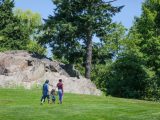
[{"x1": 85, "y1": 32, "x2": 92, "y2": 79}]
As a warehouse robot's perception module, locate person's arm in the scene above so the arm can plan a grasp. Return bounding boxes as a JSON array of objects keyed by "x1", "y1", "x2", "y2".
[
  {"x1": 47, "y1": 84, "x2": 49, "y2": 95},
  {"x1": 42, "y1": 84, "x2": 44, "y2": 94},
  {"x1": 62, "y1": 84, "x2": 64, "y2": 95},
  {"x1": 48, "y1": 83, "x2": 53, "y2": 87}
]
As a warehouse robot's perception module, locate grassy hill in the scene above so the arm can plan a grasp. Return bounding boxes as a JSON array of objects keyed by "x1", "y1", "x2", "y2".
[{"x1": 0, "y1": 89, "x2": 160, "y2": 120}]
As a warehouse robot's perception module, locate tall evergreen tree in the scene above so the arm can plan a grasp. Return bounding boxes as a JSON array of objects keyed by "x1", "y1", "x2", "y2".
[
  {"x1": 0, "y1": 0, "x2": 30, "y2": 51},
  {"x1": 40, "y1": 0, "x2": 123, "y2": 78}
]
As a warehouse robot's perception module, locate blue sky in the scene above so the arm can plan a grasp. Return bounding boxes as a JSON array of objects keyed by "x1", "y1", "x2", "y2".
[{"x1": 15, "y1": 0, "x2": 144, "y2": 29}]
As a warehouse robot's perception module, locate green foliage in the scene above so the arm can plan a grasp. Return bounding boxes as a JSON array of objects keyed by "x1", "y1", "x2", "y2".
[
  {"x1": 0, "y1": 1, "x2": 45, "y2": 55},
  {"x1": 0, "y1": 0, "x2": 30, "y2": 51},
  {"x1": 102, "y1": 23, "x2": 127, "y2": 57},
  {"x1": 91, "y1": 0, "x2": 160, "y2": 101},
  {"x1": 91, "y1": 23, "x2": 126, "y2": 94},
  {"x1": 14, "y1": 9, "x2": 46, "y2": 55},
  {"x1": 103, "y1": 0, "x2": 160, "y2": 100},
  {"x1": 14, "y1": 9, "x2": 42, "y2": 35},
  {"x1": 27, "y1": 40, "x2": 46, "y2": 56},
  {"x1": 107, "y1": 52, "x2": 154, "y2": 99},
  {"x1": 91, "y1": 63, "x2": 112, "y2": 93},
  {"x1": 0, "y1": 0, "x2": 14, "y2": 29},
  {"x1": 129, "y1": 0, "x2": 160, "y2": 100}
]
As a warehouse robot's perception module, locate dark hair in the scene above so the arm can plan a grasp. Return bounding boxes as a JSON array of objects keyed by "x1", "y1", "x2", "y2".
[
  {"x1": 59, "y1": 79, "x2": 62, "y2": 82},
  {"x1": 45, "y1": 80, "x2": 49, "y2": 83}
]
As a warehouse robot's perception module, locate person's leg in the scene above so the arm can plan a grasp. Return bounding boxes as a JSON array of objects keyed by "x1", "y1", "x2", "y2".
[
  {"x1": 41, "y1": 95, "x2": 48, "y2": 104},
  {"x1": 52, "y1": 96, "x2": 56, "y2": 104},
  {"x1": 41, "y1": 95, "x2": 45, "y2": 104},
  {"x1": 58, "y1": 90, "x2": 63, "y2": 104},
  {"x1": 47, "y1": 95, "x2": 50, "y2": 104},
  {"x1": 41, "y1": 95, "x2": 43, "y2": 102}
]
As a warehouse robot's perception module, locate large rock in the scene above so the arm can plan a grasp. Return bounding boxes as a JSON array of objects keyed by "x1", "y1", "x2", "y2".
[{"x1": 0, "y1": 50, "x2": 101, "y2": 95}]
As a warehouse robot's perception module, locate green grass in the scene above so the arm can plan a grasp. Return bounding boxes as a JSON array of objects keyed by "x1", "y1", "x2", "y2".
[{"x1": 0, "y1": 89, "x2": 160, "y2": 120}]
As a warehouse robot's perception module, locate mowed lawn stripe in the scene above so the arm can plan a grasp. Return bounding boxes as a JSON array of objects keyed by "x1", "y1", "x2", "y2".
[{"x1": 0, "y1": 89, "x2": 160, "y2": 120}]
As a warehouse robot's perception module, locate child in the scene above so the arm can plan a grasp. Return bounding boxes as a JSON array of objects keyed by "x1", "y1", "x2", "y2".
[{"x1": 50, "y1": 89, "x2": 56, "y2": 104}]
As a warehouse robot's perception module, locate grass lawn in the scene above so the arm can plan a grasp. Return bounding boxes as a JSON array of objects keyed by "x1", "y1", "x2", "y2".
[{"x1": 0, "y1": 89, "x2": 160, "y2": 120}]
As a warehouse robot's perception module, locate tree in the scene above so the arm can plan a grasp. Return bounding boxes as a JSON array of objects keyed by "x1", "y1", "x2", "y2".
[
  {"x1": 0, "y1": 0, "x2": 14, "y2": 30},
  {"x1": 106, "y1": 50, "x2": 155, "y2": 99},
  {"x1": 91, "y1": 0, "x2": 160, "y2": 100},
  {"x1": 131, "y1": 0, "x2": 160, "y2": 100},
  {"x1": 14, "y1": 9, "x2": 46, "y2": 55},
  {"x1": 0, "y1": 0, "x2": 29, "y2": 51},
  {"x1": 91, "y1": 23, "x2": 126, "y2": 93},
  {"x1": 107, "y1": 0, "x2": 160, "y2": 100},
  {"x1": 40, "y1": 0, "x2": 123, "y2": 79},
  {"x1": 27, "y1": 40, "x2": 46, "y2": 56},
  {"x1": 0, "y1": 0, "x2": 45, "y2": 55},
  {"x1": 14, "y1": 9, "x2": 42, "y2": 36}
]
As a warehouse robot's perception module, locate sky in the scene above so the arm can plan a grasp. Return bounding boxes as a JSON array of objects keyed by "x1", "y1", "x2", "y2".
[{"x1": 15, "y1": 0, "x2": 144, "y2": 29}]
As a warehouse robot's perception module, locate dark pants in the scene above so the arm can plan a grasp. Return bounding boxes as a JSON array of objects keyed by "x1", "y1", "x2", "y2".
[{"x1": 41, "y1": 94, "x2": 50, "y2": 103}]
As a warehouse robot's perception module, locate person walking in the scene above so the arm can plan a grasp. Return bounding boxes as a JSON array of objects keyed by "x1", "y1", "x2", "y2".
[
  {"x1": 50, "y1": 88, "x2": 56, "y2": 104},
  {"x1": 57, "y1": 79, "x2": 63, "y2": 104},
  {"x1": 40, "y1": 80, "x2": 50, "y2": 104}
]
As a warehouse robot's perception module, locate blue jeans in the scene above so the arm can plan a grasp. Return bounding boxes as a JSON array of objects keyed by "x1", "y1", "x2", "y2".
[
  {"x1": 58, "y1": 89, "x2": 63, "y2": 103},
  {"x1": 52, "y1": 95, "x2": 56, "y2": 102}
]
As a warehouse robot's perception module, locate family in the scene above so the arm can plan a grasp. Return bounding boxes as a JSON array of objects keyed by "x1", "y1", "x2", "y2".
[{"x1": 40, "y1": 79, "x2": 63, "y2": 105}]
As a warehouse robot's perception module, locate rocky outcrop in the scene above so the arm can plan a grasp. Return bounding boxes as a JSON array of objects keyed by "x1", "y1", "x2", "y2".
[{"x1": 0, "y1": 51, "x2": 101, "y2": 95}]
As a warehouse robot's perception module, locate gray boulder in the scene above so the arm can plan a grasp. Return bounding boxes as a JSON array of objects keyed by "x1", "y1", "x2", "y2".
[{"x1": 0, "y1": 50, "x2": 101, "y2": 95}]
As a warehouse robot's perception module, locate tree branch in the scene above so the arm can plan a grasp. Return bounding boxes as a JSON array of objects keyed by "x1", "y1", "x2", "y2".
[{"x1": 105, "y1": 0, "x2": 117, "y2": 4}]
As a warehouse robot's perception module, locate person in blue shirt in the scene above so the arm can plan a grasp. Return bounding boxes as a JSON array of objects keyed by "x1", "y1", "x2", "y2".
[{"x1": 40, "y1": 80, "x2": 50, "y2": 104}]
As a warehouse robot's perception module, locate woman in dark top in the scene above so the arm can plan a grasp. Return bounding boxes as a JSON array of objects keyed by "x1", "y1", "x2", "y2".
[{"x1": 57, "y1": 79, "x2": 63, "y2": 104}]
